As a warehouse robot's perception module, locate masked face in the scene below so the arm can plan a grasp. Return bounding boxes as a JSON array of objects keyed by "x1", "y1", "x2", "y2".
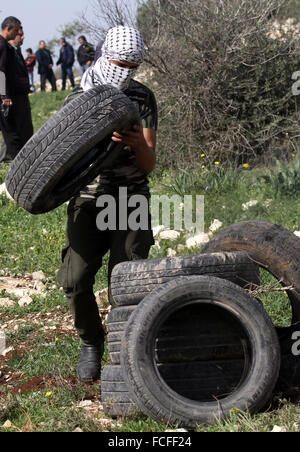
[
  {"x1": 95, "y1": 58, "x2": 139, "y2": 90},
  {"x1": 81, "y1": 26, "x2": 144, "y2": 92}
]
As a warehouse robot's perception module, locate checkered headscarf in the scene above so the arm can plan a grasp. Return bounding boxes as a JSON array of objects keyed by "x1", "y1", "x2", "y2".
[{"x1": 81, "y1": 26, "x2": 145, "y2": 91}]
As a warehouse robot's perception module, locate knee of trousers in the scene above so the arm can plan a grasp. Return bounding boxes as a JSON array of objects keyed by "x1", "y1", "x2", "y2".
[{"x1": 57, "y1": 249, "x2": 97, "y2": 294}]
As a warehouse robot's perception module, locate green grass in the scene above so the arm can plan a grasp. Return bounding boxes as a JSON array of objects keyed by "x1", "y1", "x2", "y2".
[{"x1": 0, "y1": 91, "x2": 299, "y2": 432}]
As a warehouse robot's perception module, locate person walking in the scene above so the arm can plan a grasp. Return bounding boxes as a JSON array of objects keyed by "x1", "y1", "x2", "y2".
[
  {"x1": 35, "y1": 41, "x2": 57, "y2": 92},
  {"x1": 77, "y1": 35, "x2": 95, "y2": 76},
  {"x1": 25, "y1": 48, "x2": 36, "y2": 92},
  {"x1": 57, "y1": 26, "x2": 157, "y2": 383},
  {"x1": 57, "y1": 38, "x2": 75, "y2": 90},
  {"x1": 0, "y1": 17, "x2": 34, "y2": 162}
]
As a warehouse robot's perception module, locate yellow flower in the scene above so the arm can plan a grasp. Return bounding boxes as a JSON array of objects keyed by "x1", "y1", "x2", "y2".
[
  {"x1": 201, "y1": 165, "x2": 205, "y2": 169},
  {"x1": 201, "y1": 154, "x2": 205, "y2": 157},
  {"x1": 214, "y1": 161, "x2": 220, "y2": 166},
  {"x1": 46, "y1": 392, "x2": 52, "y2": 398},
  {"x1": 291, "y1": 153, "x2": 296, "y2": 158},
  {"x1": 243, "y1": 163, "x2": 249, "y2": 169}
]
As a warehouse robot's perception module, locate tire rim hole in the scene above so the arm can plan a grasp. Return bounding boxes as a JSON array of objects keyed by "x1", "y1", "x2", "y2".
[{"x1": 155, "y1": 303, "x2": 253, "y2": 403}]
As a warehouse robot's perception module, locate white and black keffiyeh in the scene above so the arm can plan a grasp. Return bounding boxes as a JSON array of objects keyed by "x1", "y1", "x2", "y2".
[{"x1": 81, "y1": 26, "x2": 145, "y2": 91}]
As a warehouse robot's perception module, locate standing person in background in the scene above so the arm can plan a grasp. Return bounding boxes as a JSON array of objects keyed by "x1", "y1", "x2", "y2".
[
  {"x1": 35, "y1": 40, "x2": 57, "y2": 92},
  {"x1": 7, "y1": 27, "x2": 33, "y2": 157},
  {"x1": 77, "y1": 35, "x2": 95, "y2": 76},
  {"x1": 25, "y1": 48, "x2": 36, "y2": 92},
  {"x1": 57, "y1": 38, "x2": 75, "y2": 90},
  {"x1": 0, "y1": 16, "x2": 31, "y2": 163}
]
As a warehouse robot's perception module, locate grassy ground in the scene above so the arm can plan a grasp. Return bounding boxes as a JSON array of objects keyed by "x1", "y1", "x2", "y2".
[{"x1": 0, "y1": 91, "x2": 299, "y2": 432}]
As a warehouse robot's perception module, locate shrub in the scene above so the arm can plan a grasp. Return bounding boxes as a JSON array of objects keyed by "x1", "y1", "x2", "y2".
[{"x1": 137, "y1": 0, "x2": 300, "y2": 169}]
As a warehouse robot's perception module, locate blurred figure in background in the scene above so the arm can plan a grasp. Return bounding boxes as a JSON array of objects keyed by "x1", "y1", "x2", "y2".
[
  {"x1": 0, "y1": 18, "x2": 34, "y2": 163},
  {"x1": 77, "y1": 35, "x2": 95, "y2": 76},
  {"x1": 25, "y1": 48, "x2": 36, "y2": 92},
  {"x1": 57, "y1": 38, "x2": 75, "y2": 90},
  {"x1": 94, "y1": 39, "x2": 104, "y2": 62},
  {"x1": 35, "y1": 40, "x2": 57, "y2": 92}
]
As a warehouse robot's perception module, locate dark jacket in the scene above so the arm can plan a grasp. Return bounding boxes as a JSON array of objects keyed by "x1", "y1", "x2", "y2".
[
  {"x1": 10, "y1": 46, "x2": 30, "y2": 94},
  {"x1": 57, "y1": 43, "x2": 75, "y2": 68},
  {"x1": 0, "y1": 35, "x2": 16, "y2": 98},
  {"x1": 77, "y1": 42, "x2": 95, "y2": 66},
  {"x1": 35, "y1": 48, "x2": 53, "y2": 74}
]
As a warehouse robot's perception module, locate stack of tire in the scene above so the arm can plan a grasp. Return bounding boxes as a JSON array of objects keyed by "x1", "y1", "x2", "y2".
[{"x1": 102, "y1": 221, "x2": 300, "y2": 427}]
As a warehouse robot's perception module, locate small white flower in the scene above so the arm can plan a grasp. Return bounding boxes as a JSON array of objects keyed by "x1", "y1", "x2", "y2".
[{"x1": 209, "y1": 219, "x2": 223, "y2": 233}]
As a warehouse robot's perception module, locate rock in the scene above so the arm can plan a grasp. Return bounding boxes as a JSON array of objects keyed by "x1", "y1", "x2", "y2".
[
  {"x1": 78, "y1": 400, "x2": 93, "y2": 408},
  {"x1": 31, "y1": 271, "x2": 46, "y2": 282},
  {"x1": 152, "y1": 225, "x2": 167, "y2": 237},
  {"x1": 159, "y1": 230, "x2": 180, "y2": 241},
  {"x1": 167, "y1": 248, "x2": 177, "y2": 257},
  {"x1": 73, "y1": 427, "x2": 83, "y2": 432},
  {"x1": 18, "y1": 295, "x2": 33, "y2": 307},
  {"x1": 294, "y1": 231, "x2": 300, "y2": 238},
  {"x1": 2, "y1": 420, "x2": 13, "y2": 429},
  {"x1": 209, "y1": 219, "x2": 223, "y2": 233},
  {"x1": 165, "y1": 428, "x2": 188, "y2": 432},
  {"x1": 186, "y1": 233, "x2": 210, "y2": 248},
  {"x1": 0, "y1": 298, "x2": 14, "y2": 307},
  {"x1": 95, "y1": 288, "x2": 108, "y2": 305},
  {"x1": 242, "y1": 200, "x2": 259, "y2": 211},
  {"x1": 271, "y1": 425, "x2": 287, "y2": 432},
  {"x1": 0, "y1": 183, "x2": 13, "y2": 200},
  {"x1": 1, "y1": 346, "x2": 13, "y2": 357}
]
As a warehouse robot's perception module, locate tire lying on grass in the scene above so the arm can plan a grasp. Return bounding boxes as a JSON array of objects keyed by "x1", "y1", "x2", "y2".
[
  {"x1": 202, "y1": 221, "x2": 300, "y2": 324},
  {"x1": 5, "y1": 85, "x2": 140, "y2": 214},
  {"x1": 121, "y1": 276, "x2": 281, "y2": 427},
  {"x1": 110, "y1": 251, "x2": 260, "y2": 306},
  {"x1": 101, "y1": 365, "x2": 140, "y2": 418}
]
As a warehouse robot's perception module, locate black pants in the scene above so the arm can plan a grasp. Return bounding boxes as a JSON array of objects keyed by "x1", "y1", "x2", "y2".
[
  {"x1": 0, "y1": 93, "x2": 34, "y2": 162},
  {"x1": 57, "y1": 196, "x2": 154, "y2": 346},
  {"x1": 40, "y1": 69, "x2": 57, "y2": 91}
]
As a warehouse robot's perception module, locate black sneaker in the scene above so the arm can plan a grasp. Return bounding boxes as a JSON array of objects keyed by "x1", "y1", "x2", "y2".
[{"x1": 77, "y1": 343, "x2": 104, "y2": 383}]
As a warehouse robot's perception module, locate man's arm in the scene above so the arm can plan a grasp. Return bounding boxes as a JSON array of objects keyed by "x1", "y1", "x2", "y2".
[{"x1": 112, "y1": 124, "x2": 156, "y2": 175}]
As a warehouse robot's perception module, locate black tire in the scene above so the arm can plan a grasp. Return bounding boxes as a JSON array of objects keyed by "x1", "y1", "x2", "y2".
[
  {"x1": 110, "y1": 251, "x2": 260, "y2": 306},
  {"x1": 101, "y1": 365, "x2": 139, "y2": 418},
  {"x1": 202, "y1": 221, "x2": 300, "y2": 323},
  {"x1": 107, "y1": 306, "x2": 136, "y2": 364},
  {"x1": 276, "y1": 325, "x2": 300, "y2": 391},
  {"x1": 107, "y1": 303, "x2": 250, "y2": 365},
  {"x1": 121, "y1": 276, "x2": 281, "y2": 427},
  {"x1": 5, "y1": 85, "x2": 140, "y2": 214}
]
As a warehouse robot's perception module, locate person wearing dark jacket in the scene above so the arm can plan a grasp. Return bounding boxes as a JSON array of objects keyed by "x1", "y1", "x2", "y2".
[
  {"x1": 77, "y1": 35, "x2": 95, "y2": 76},
  {"x1": 57, "y1": 38, "x2": 75, "y2": 90},
  {"x1": 35, "y1": 41, "x2": 57, "y2": 92},
  {"x1": 0, "y1": 17, "x2": 34, "y2": 162}
]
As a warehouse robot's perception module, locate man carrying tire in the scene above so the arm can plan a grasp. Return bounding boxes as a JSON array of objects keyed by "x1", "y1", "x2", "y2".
[{"x1": 57, "y1": 26, "x2": 158, "y2": 383}]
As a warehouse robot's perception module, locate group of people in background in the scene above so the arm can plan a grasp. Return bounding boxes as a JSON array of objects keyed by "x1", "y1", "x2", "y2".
[
  {"x1": 0, "y1": 15, "x2": 103, "y2": 163},
  {"x1": 27, "y1": 35, "x2": 101, "y2": 93}
]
